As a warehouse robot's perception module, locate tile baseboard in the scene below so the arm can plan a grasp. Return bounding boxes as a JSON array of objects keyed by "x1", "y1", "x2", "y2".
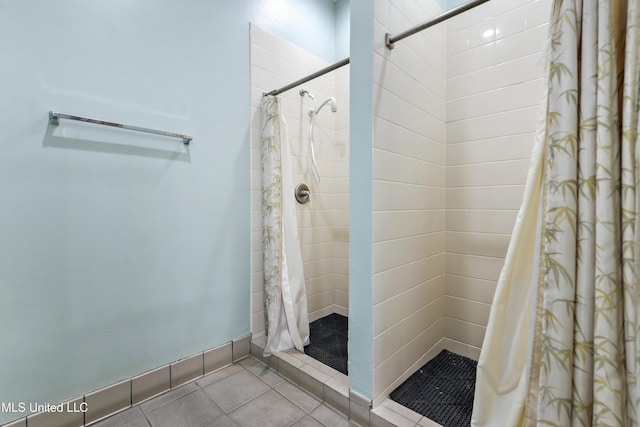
[
  {"x1": 132, "y1": 365, "x2": 171, "y2": 406},
  {"x1": 0, "y1": 335, "x2": 250, "y2": 427}
]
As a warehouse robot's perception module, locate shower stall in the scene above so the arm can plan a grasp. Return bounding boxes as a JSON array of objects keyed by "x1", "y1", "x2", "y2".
[
  {"x1": 360, "y1": 0, "x2": 551, "y2": 413},
  {"x1": 249, "y1": 23, "x2": 350, "y2": 342},
  {"x1": 249, "y1": 0, "x2": 550, "y2": 423}
]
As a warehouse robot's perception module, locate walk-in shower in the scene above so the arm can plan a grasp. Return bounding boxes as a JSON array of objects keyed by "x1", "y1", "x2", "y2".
[
  {"x1": 258, "y1": 85, "x2": 340, "y2": 356},
  {"x1": 250, "y1": 23, "x2": 350, "y2": 374}
]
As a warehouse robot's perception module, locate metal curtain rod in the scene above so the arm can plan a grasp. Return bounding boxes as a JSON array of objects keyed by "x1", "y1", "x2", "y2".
[
  {"x1": 264, "y1": 57, "x2": 350, "y2": 97},
  {"x1": 264, "y1": 0, "x2": 489, "y2": 94},
  {"x1": 386, "y1": 0, "x2": 491, "y2": 49},
  {"x1": 49, "y1": 111, "x2": 193, "y2": 145}
]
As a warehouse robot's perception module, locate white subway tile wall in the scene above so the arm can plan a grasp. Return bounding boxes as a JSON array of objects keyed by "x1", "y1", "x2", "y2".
[
  {"x1": 247, "y1": 0, "x2": 551, "y2": 406},
  {"x1": 249, "y1": 25, "x2": 350, "y2": 336},
  {"x1": 444, "y1": 0, "x2": 551, "y2": 358},
  {"x1": 372, "y1": 0, "x2": 447, "y2": 405}
]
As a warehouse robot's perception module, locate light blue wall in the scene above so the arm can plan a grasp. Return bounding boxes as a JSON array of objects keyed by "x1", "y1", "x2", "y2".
[
  {"x1": 348, "y1": 0, "x2": 374, "y2": 402},
  {"x1": 251, "y1": 0, "x2": 337, "y2": 62},
  {"x1": 448, "y1": 0, "x2": 470, "y2": 9},
  {"x1": 0, "y1": 0, "x2": 337, "y2": 423},
  {"x1": 335, "y1": 0, "x2": 351, "y2": 59},
  {"x1": 251, "y1": 0, "x2": 350, "y2": 62}
]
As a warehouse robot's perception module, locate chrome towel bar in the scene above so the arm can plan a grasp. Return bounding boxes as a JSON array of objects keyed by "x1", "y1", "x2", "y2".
[{"x1": 49, "y1": 111, "x2": 192, "y2": 145}]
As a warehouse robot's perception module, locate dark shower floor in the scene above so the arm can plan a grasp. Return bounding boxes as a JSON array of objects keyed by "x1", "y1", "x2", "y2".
[
  {"x1": 390, "y1": 350, "x2": 478, "y2": 427},
  {"x1": 304, "y1": 313, "x2": 348, "y2": 375},
  {"x1": 304, "y1": 315, "x2": 477, "y2": 426}
]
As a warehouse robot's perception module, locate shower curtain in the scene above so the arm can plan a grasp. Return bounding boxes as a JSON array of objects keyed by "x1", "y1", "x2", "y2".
[
  {"x1": 261, "y1": 95, "x2": 310, "y2": 356},
  {"x1": 472, "y1": 0, "x2": 640, "y2": 426}
]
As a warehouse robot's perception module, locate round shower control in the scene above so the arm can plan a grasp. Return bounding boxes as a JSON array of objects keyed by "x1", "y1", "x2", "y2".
[{"x1": 295, "y1": 183, "x2": 311, "y2": 204}]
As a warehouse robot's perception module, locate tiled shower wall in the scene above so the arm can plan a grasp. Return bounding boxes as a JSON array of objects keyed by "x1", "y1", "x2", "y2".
[
  {"x1": 249, "y1": 0, "x2": 551, "y2": 405},
  {"x1": 371, "y1": 0, "x2": 447, "y2": 405},
  {"x1": 443, "y1": 0, "x2": 551, "y2": 358},
  {"x1": 250, "y1": 25, "x2": 350, "y2": 337}
]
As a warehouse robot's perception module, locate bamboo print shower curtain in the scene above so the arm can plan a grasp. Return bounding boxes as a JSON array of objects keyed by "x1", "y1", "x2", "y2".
[
  {"x1": 261, "y1": 96, "x2": 310, "y2": 356},
  {"x1": 472, "y1": 0, "x2": 640, "y2": 426}
]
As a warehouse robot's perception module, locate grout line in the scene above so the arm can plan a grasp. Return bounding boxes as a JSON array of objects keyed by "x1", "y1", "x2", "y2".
[
  {"x1": 446, "y1": 251, "x2": 506, "y2": 260},
  {"x1": 446, "y1": 129, "x2": 537, "y2": 145},
  {"x1": 446, "y1": 157, "x2": 532, "y2": 167},
  {"x1": 373, "y1": 146, "x2": 446, "y2": 167},
  {"x1": 168, "y1": 365, "x2": 173, "y2": 389},
  {"x1": 373, "y1": 116, "x2": 446, "y2": 145},
  {"x1": 446, "y1": 51, "x2": 542, "y2": 82},
  {"x1": 371, "y1": 52, "x2": 446, "y2": 104},
  {"x1": 445, "y1": 273, "x2": 497, "y2": 283},
  {"x1": 373, "y1": 229, "x2": 443, "y2": 244},
  {"x1": 444, "y1": 315, "x2": 490, "y2": 329},
  {"x1": 445, "y1": 229, "x2": 512, "y2": 236},
  {"x1": 371, "y1": 252, "x2": 444, "y2": 276},
  {"x1": 446, "y1": 104, "x2": 539, "y2": 125}
]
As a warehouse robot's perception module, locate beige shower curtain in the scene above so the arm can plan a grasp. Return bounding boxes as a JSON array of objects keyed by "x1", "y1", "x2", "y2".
[
  {"x1": 261, "y1": 95, "x2": 310, "y2": 356},
  {"x1": 472, "y1": 0, "x2": 640, "y2": 425}
]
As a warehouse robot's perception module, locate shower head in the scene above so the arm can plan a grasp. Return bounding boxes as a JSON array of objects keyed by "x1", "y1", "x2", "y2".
[
  {"x1": 328, "y1": 97, "x2": 338, "y2": 113},
  {"x1": 314, "y1": 97, "x2": 337, "y2": 114}
]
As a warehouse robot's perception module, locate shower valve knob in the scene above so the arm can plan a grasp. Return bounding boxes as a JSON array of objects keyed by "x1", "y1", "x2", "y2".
[{"x1": 295, "y1": 183, "x2": 311, "y2": 204}]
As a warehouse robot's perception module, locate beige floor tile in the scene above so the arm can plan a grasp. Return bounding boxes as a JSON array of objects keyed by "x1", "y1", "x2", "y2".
[
  {"x1": 275, "y1": 381, "x2": 321, "y2": 413},
  {"x1": 228, "y1": 390, "x2": 305, "y2": 427},
  {"x1": 202, "y1": 369, "x2": 270, "y2": 412},
  {"x1": 145, "y1": 390, "x2": 222, "y2": 427}
]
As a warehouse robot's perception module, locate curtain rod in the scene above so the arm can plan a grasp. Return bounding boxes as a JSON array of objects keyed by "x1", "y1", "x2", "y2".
[
  {"x1": 385, "y1": 0, "x2": 491, "y2": 49},
  {"x1": 264, "y1": 58, "x2": 350, "y2": 97},
  {"x1": 264, "y1": 0, "x2": 490, "y2": 95}
]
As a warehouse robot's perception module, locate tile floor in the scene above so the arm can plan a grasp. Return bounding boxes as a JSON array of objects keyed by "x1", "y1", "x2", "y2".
[{"x1": 94, "y1": 357, "x2": 349, "y2": 427}]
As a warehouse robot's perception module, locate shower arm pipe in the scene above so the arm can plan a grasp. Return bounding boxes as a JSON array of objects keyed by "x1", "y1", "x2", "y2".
[
  {"x1": 49, "y1": 111, "x2": 193, "y2": 145},
  {"x1": 385, "y1": 0, "x2": 491, "y2": 49},
  {"x1": 264, "y1": 57, "x2": 350, "y2": 97}
]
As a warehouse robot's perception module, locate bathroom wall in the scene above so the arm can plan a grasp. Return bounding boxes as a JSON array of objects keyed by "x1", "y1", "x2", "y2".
[
  {"x1": 251, "y1": 0, "x2": 344, "y2": 62},
  {"x1": 249, "y1": 25, "x2": 350, "y2": 336},
  {"x1": 443, "y1": 0, "x2": 551, "y2": 358},
  {"x1": 335, "y1": 0, "x2": 351, "y2": 60},
  {"x1": 0, "y1": 0, "x2": 339, "y2": 424},
  {"x1": 348, "y1": 0, "x2": 375, "y2": 401},
  {"x1": 448, "y1": 0, "x2": 474, "y2": 8},
  {"x1": 371, "y1": 0, "x2": 447, "y2": 405}
]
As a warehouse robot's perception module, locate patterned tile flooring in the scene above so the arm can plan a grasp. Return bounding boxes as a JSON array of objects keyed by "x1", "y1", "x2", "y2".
[{"x1": 94, "y1": 357, "x2": 349, "y2": 427}]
